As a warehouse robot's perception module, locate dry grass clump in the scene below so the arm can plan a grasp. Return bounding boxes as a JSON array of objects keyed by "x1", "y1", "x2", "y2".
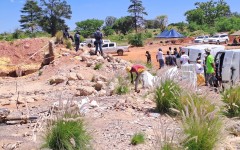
[
  {"x1": 55, "y1": 31, "x2": 63, "y2": 44},
  {"x1": 222, "y1": 85, "x2": 240, "y2": 117},
  {"x1": 115, "y1": 76, "x2": 130, "y2": 95}
]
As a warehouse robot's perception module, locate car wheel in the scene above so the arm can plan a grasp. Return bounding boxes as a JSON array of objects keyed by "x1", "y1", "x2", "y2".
[
  {"x1": 88, "y1": 44, "x2": 92, "y2": 48},
  {"x1": 225, "y1": 40, "x2": 228, "y2": 44},
  {"x1": 117, "y1": 50, "x2": 123, "y2": 56}
]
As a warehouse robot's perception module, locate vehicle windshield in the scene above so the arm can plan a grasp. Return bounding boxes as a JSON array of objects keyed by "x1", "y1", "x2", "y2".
[
  {"x1": 197, "y1": 36, "x2": 203, "y2": 39},
  {"x1": 213, "y1": 35, "x2": 219, "y2": 38}
]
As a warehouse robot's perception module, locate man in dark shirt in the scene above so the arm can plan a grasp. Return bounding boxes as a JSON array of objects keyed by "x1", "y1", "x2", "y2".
[{"x1": 94, "y1": 28, "x2": 103, "y2": 56}]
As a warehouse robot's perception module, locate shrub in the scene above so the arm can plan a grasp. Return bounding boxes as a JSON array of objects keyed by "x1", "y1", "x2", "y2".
[
  {"x1": 43, "y1": 119, "x2": 91, "y2": 150},
  {"x1": 181, "y1": 94, "x2": 222, "y2": 150},
  {"x1": 94, "y1": 63, "x2": 102, "y2": 70},
  {"x1": 222, "y1": 86, "x2": 240, "y2": 117},
  {"x1": 128, "y1": 33, "x2": 144, "y2": 47},
  {"x1": 131, "y1": 133, "x2": 145, "y2": 145},
  {"x1": 144, "y1": 32, "x2": 153, "y2": 39},
  {"x1": 162, "y1": 143, "x2": 176, "y2": 150},
  {"x1": 145, "y1": 62, "x2": 153, "y2": 69},
  {"x1": 115, "y1": 76, "x2": 130, "y2": 95},
  {"x1": 155, "y1": 79, "x2": 181, "y2": 113},
  {"x1": 55, "y1": 31, "x2": 63, "y2": 44},
  {"x1": 64, "y1": 39, "x2": 72, "y2": 50}
]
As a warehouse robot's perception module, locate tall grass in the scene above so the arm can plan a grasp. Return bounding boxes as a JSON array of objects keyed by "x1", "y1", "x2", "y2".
[
  {"x1": 43, "y1": 118, "x2": 91, "y2": 150},
  {"x1": 55, "y1": 31, "x2": 63, "y2": 44},
  {"x1": 155, "y1": 79, "x2": 181, "y2": 114},
  {"x1": 181, "y1": 94, "x2": 222, "y2": 150},
  {"x1": 222, "y1": 85, "x2": 240, "y2": 117},
  {"x1": 115, "y1": 76, "x2": 130, "y2": 95}
]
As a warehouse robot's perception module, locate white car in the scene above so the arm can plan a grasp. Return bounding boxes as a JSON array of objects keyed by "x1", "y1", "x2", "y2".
[
  {"x1": 194, "y1": 36, "x2": 209, "y2": 43},
  {"x1": 208, "y1": 34, "x2": 229, "y2": 44},
  {"x1": 80, "y1": 39, "x2": 111, "y2": 47},
  {"x1": 91, "y1": 42, "x2": 129, "y2": 56}
]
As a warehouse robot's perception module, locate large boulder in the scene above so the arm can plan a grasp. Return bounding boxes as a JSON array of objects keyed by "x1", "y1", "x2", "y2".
[
  {"x1": 49, "y1": 75, "x2": 66, "y2": 85},
  {"x1": 76, "y1": 86, "x2": 95, "y2": 96},
  {"x1": 68, "y1": 72, "x2": 78, "y2": 81}
]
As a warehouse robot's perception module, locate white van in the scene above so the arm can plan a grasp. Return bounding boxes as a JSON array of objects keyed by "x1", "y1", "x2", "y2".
[
  {"x1": 181, "y1": 44, "x2": 225, "y2": 65},
  {"x1": 215, "y1": 49, "x2": 240, "y2": 86}
]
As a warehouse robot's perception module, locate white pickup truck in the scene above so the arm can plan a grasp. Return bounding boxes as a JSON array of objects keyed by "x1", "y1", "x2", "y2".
[{"x1": 91, "y1": 42, "x2": 129, "y2": 56}]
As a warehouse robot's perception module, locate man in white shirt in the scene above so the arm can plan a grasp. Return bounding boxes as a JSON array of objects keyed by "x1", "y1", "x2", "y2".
[
  {"x1": 156, "y1": 48, "x2": 164, "y2": 69},
  {"x1": 180, "y1": 51, "x2": 190, "y2": 65}
]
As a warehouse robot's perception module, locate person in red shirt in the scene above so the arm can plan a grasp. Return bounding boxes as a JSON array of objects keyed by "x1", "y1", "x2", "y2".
[{"x1": 126, "y1": 64, "x2": 145, "y2": 93}]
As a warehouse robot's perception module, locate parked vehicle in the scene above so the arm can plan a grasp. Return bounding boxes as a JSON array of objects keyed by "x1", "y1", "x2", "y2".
[
  {"x1": 80, "y1": 39, "x2": 111, "y2": 47},
  {"x1": 91, "y1": 42, "x2": 129, "y2": 56},
  {"x1": 214, "y1": 49, "x2": 240, "y2": 87},
  {"x1": 181, "y1": 44, "x2": 225, "y2": 64},
  {"x1": 208, "y1": 34, "x2": 229, "y2": 44},
  {"x1": 194, "y1": 35, "x2": 209, "y2": 43}
]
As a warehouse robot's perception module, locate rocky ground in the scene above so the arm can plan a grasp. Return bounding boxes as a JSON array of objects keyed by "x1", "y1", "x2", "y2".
[{"x1": 0, "y1": 38, "x2": 240, "y2": 150}]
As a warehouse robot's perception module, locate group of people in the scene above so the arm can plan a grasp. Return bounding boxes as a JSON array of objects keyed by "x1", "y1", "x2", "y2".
[{"x1": 63, "y1": 27, "x2": 103, "y2": 55}]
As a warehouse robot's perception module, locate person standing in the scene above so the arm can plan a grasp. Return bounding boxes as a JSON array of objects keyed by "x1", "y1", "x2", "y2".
[
  {"x1": 180, "y1": 50, "x2": 190, "y2": 65},
  {"x1": 156, "y1": 48, "x2": 164, "y2": 69},
  {"x1": 74, "y1": 30, "x2": 80, "y2": 52},
  {"x1": 94, "y1": 27, "x2": 103, "y2": 56},
  {"x1": 195, "y1": 60, "x2": 205, "y2": 86},
  {"x1": 145, "y1": 51, "x2": 151, "y2": 64},
  {"x1": 126, "y1": 64, "x2": 145, "y2": 93},
  {"x1": 205, "y1": 48, "x2": 215, "y2": 86}
]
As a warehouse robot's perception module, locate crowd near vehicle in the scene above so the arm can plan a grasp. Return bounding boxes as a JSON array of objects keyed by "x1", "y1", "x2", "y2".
[
  {"x1": 208, "y1": 33, "x2": 229, "y2": 44},
  {"x1": 181, "y1": 44, "x2": 225, "y2": 64},
  {"x1": 91, "y1": 42, "x2": 129, "y2": 56},
  {"x1": 194, "y1": 35, "x2": 209, "y2": 43}
]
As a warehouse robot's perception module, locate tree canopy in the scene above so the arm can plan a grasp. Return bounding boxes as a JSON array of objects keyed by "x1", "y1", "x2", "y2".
[
  {"x1": 19, "y1": 0, "x2": 42, "y2": 33},
  {"x1": 75, "y1": 19, "x2": 104, "y2": 38},
  {"x1": 39, "y1": 0, "x2": 72, "y2": 36},
  {"x1": 128, "y1": 0, "x2": 147, "y2": 32}
]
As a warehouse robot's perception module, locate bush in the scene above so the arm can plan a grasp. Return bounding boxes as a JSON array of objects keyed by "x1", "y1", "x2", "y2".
[
  {"x1": 144, "y1": 32, "x2": 153, "y2": 39},
  {"x1": 43, "y1": 119, "x2": 91, "y2": 150},
  {"x1": 64, "y1": 39, "x2": 72, "y2": 50},
  {"x1": 94, "y1": 63, "x2": 102, "y2": 70},
  {"x1": 131, "y1": 133, "x2": 145, "y2": 145},
  {"x1": 128, "y1": 33, "x2": 144, "y2": 47},
  {"x1": 155, "y1": 79, "x2": 181, "y2": 114},
  {"x1": 181, "y1": 94, "x2": 222, "y2": 150},
  {"x1": 115, "y1": 76, "x2": 130, "y2": 95},
  {"x1": 55, "y1": 31, "x2": 63, "y2": 44},
  {"x1": 222, "y1": 86, "x2": 240, "y2": 117}
]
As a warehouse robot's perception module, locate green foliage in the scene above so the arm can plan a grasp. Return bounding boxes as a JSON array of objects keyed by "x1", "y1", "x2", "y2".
[
  {"x1": 131, "y1": 133, "x2": 145, "y2": 145},
  {"x1": 115, "y1": 76, "x2": 130, "y2": 95},
  {"x1": 145, "y1": 62, "x2": 152, "y2": 69},
  {"x1": 128, "y1": 33, "x2": 144, "y2": 47},
  {"x1": 155, "y1": 79, "x2": 181, "y2": 114},
  {"x1": 105, "y1": 16, "x2": 117, "y2": 27},
  {"x1": 215, "y1": 16, "x2": 240, "y2": 32},
  {"x1": 19, "y1": 0, "x2": 42, "y2": 33},
  {"x1": 39, "y1": 0, "x2": 72, "y2": 36},
  {"x1": 12, "y1": 29, "x2": 27, "y2": 39},
  {"x1": 222, "y1": 86, "x2": 240, "y2": 117},
  {"x1": 43, "y1": 119, "x2": 91, "y2": 150},
  {"x1": 162, "y1": 143, "x2": 176, "y2": 150},
  {"x1": 103, "y1": 26, "x2": 115, "y2": 36},
  {"x1": 181, "y1": 94, "x2": 222, "y2": 150},
  {"x1": 75, "y1": 19, "x2": 104, "y2": 38},
  {"x1": 38, "y1": 70, "x2": 43, "y2": 76},
  {"x1": 143, "y1": 31, "x2": 152, "y2": 39},
  {"x1": 112, "y1": 16, "x2": 134, "y2": 35},
  {"x1": 94, "y1": 63, "x2": 103, "y2": 70}
]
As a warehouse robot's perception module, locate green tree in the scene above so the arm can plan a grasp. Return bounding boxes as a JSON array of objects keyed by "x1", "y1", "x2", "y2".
[
  {"x1": 39, "y1": 0, "x2": 72, "y2": 36},
  {"x1": 185, "y1": 0, "x2": 230, "y2": 26},
  {"x1": 144, "y1": 20, "x2": 154, "y2": 29},
  {"x1": 105, "y1": 16, "x2": 117, "y2": 27},
  {"x1": 112, "y1": 16, "x2": 134, "y2": 35},
  {"x1": 75, "y1": 19, "x2": 104, "y2": 38},
  {"x1": 128, "y1": 0, "x2": 147, "y2": 32},
  {"x1": 19, "y1": 0, "x2": 42, "y2": 33},
  {"x1": 155, "y1": 15, "x2": 168, "y2": 31},
  {"x1": 103, "y1": 26, "x2": 114, "y2": 36}
]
